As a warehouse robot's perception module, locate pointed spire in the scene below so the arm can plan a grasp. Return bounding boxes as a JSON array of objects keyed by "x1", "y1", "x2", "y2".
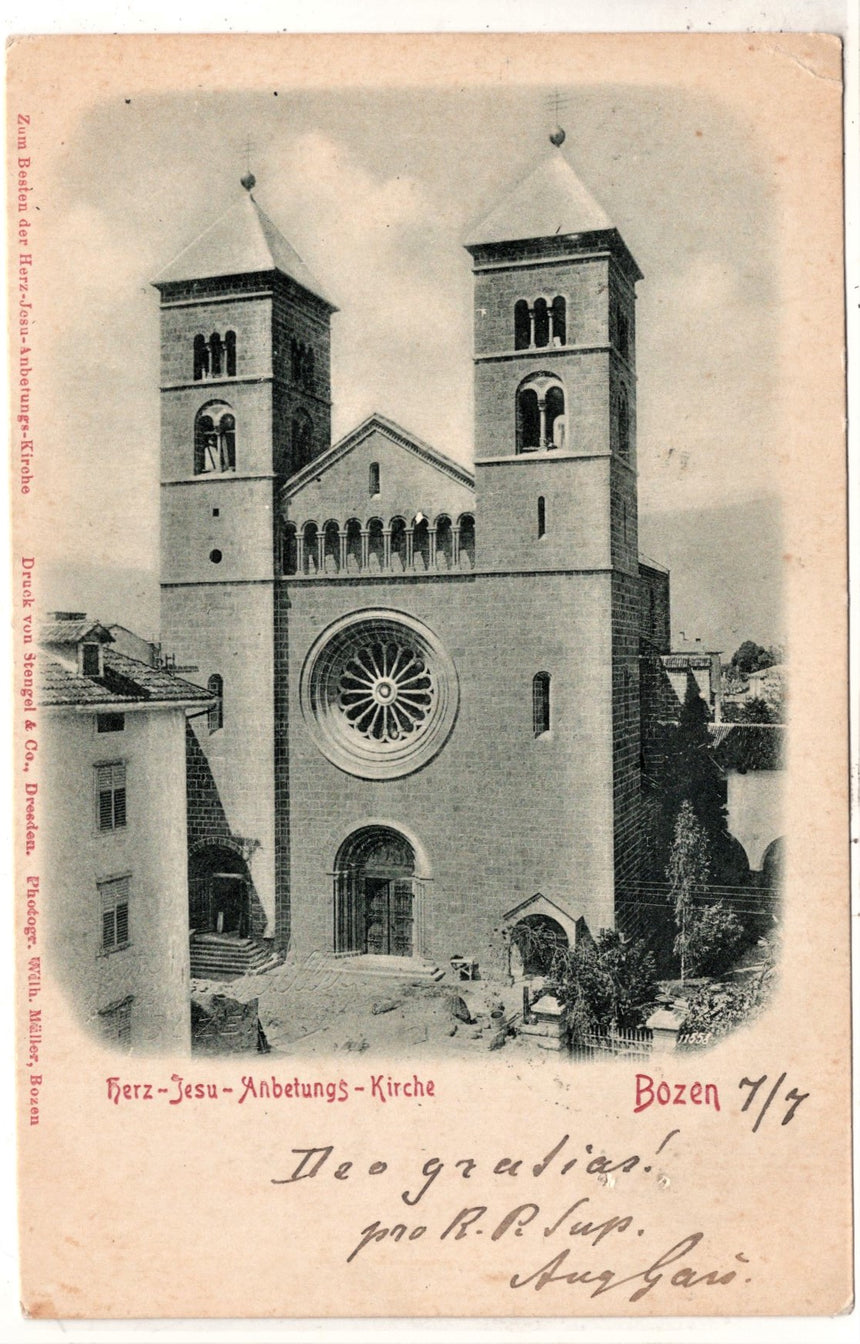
[
  {"x1": 466, "y1": 150, "x2": 615, "y2": 248},
  {"x1": 153, "y1": 179, "x2": 336, "y2": 308}
]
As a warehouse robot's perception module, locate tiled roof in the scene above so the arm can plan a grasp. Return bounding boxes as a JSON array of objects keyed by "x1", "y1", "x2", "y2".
[
  {"x1": 38, "y1": 649, "x2": 211, "y2": 708},
  {"x1": 40, "y1": 619, "x2": 113, "y2": 646},
  {"x1": 661, "y1": 654, "x2": 716, "y2": 670}
]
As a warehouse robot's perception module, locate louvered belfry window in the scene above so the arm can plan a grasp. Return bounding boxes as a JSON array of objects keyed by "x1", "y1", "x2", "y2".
[
  {"x1": 96, "y1": 762, "x2": 127, "y2": 831},
  {"x1": 99, "y1": 876, "x2": 130, "y2": 951}
]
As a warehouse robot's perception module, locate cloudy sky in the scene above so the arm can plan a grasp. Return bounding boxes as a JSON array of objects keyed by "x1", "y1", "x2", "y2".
[{"x1": 23, "y1": 34, "x2": 837, "y2": 651}]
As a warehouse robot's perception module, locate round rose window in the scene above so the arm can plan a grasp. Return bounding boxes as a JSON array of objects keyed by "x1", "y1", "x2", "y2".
[{"x1": 300, "y1": 611, "x2": 459, "y2": 779}]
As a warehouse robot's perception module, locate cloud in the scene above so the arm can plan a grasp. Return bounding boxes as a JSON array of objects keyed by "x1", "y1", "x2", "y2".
[{"x1": 265, "y1": 132, "x2": 471, "y2": 454}]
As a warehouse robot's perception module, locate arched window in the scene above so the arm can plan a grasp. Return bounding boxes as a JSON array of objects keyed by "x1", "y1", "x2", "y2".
[
  {"x1": 193, "y1": 331, "x2": 237, "y2": 381},
  {"x1": 367, "y1": 518, "x2": 385, "y2": 571},
  {"x1": 323, "y1": 520, "x2": 340, "y2": 573},
  {"x1": 618, "y1": 386, "x2": 630, "y2": 459},
  {"x1": 208, "y1": 674, "x2": 223, "y2": 734},
  {"x1": 220, "y1": 413, "x2": 236, "y2": 470},
  {"x1": 435, "y1": 516, "x2": 453, "y2": 570},
  {"x1": 292, "y1": 410, "x2": 314, "y2": 469},
  {"x1": 390, "y1": 518, "x2": 408, "y2": 572},
  {"x1": 225, "y1": 330, "x2": 237, "y2": 377},
  {"x1": 545, "y1": 385, "x2": 565, "y2": 450},
  {"x1": 517, "y1": 388, "x2": 540, "y2": 452},
  {"x1": 302, "y1": 521, "x2": 319, "y2": 574},
  {"x1": 551, "y1": 296, "x2": 566, "y2": 346},
  {"x1": 194, "y1": 403, "x2": 236, "y2": 475},
  {"x1": 193, "y1": 334, "x2": 209, "y2": 381},
  {"x1": 345, "y1": 518, "x2": 363, "y2": 572},
  {"x1": 533, "y1": 297, "x2": 549, "y2": 348},
  {"x1": 282, "y1": 524, "x2": 298, "y2": 575},
  {"x1": 516, "y1": 373, "x2": 565, "y2": 453},
  {"x1": 412, "y1": 517, "x2": 430, "y2": 571},
  {"x1": 369, "y1": 462, "x2": 380, "y2": 496},
  {"x1": 533, "y1": 672, "x2": 551, "y2": 736},
  {"x1": 537, "y1": 496, "x2": 546, "y2": 538},
  {"x1": 209, "y1": 332, "x2": 223, "y2": 379},
  {"x1": 458, "y1": 513, "x2": 475, "y2": 570},
  {"x1": 514, "y1": 299, "x2": 531, "y2": 350}
]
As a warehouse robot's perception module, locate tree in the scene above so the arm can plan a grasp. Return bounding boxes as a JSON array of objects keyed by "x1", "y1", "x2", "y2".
[
  {"x1": 685, "y1": 901, "x2": 746, "y2": 977},
  {"x1": 653, "y1": 673, "x2": 730, "y2": 878},
  {"x1": 666, "y1": 800, "x2": 710, "y2": 983},
  {"x1": 730, "y1": 641, "x2": 775, "y2": 679}
]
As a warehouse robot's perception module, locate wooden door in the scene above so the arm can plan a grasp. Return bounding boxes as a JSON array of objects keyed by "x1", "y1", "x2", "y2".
[{"x1": 363, "y1": 878, "x2": 413, "y2": 955}]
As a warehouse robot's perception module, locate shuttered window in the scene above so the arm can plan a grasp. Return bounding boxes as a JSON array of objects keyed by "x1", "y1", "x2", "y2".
[
  {"x1": 99, "y1": 996, "x2": 133, "y2": 1046},
  {"x1": 99, "y1": 876, "x2": 130, "y2": 951},
  {"x1": 96, "y1": 762, "x2": 126, "y2": 831}
]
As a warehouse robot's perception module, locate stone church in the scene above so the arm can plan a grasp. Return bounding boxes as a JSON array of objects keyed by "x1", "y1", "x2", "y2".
[{"x1": 154, "y1": 139, "x2": 671, "y2": 978}]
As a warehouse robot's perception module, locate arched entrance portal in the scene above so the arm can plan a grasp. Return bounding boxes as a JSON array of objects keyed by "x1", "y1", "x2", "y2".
[
  {"x1": 333, "y1": 827, "x2": 417, "y2": 956},
  {"x1": 189, "y1": 844, "x2": 250, "y2": 937},
  {"x1": 510, "y1": 914, "x2": 569, "y2": 977}
]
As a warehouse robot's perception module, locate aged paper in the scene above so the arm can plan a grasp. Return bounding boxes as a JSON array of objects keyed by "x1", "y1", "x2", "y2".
[{"x1": 8, "y1": 32, "x2": 851, "y2": 1320}]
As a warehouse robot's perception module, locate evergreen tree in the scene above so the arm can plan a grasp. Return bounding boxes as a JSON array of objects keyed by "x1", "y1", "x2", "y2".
[
  {"x1": 666, "y1": 800, "x2": 710, "y2": 983},
  {"x1": 653, "y1": 671, "x2": 731, "y2": 878}
]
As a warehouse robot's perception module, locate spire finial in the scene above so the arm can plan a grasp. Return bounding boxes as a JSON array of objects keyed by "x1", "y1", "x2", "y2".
[
  {"x1": 548, "y1": 90, "x2": 566, "y2": 147},
  {"x1": 241, "y1": 134, "x2": 256, "y2": 191}
]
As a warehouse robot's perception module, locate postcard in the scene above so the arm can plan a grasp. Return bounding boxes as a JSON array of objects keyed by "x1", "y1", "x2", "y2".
[{"x1": 8, "y1": 32, "x2": 851, "y2": 1320}]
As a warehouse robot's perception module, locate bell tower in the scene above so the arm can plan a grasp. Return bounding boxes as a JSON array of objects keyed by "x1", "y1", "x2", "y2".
[
  {"x1": 154, "y1": 174, "x2": 336, "y2": 948},
  {"x1": 465, "y1": 135, "x2": 641, "y2": 578},
  {"x1": 465, "y1": 133, "x2": 646, "y2": 904}
]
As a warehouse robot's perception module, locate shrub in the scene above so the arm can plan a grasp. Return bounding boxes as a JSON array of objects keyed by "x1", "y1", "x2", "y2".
[
  {"x1": 553, "y1": 930, "x2": 658, "y2": 1036},
  {"x1": 685, "y1": 901, "x2": 747, "y2": 977}
]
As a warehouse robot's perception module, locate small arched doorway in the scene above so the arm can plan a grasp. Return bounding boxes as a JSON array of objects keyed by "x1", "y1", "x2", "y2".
[
  {"x1": 333, "y1": 826, "x2": 416, "y2": 956},
  {"x1": 510, "y1": 914, "x2": 569, "y2": 977},
  {"x1": 189, "y1": 843, "x2": 250, "y2": 937}
]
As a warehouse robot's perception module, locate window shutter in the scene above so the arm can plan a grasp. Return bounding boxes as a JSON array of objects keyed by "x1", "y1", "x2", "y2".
[{"x1": 100, "y1": 877, "x2": 130, "y2": 950}]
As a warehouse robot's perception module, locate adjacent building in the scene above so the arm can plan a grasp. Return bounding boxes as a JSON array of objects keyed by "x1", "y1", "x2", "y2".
[{"x1": 38, "y1": 615, "x2": 211, "y2": 1050}]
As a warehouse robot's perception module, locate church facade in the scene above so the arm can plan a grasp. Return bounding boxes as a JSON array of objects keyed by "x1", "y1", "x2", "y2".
[{"x1": 155, "y1": 146, "x2": 670, "y2": 976}]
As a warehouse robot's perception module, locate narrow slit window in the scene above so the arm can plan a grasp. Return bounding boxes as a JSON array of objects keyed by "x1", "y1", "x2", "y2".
[
  {"x1": 369, "y1": 462, "x2": 380, "y2": 496},
  {"x1": 533, "y1": 672, "x2": 551, "y2": 736},
  {"x1": 208, "y1": 674, "x2": 223, "y2": 733},
  {"x1": 537, "y1": 496, "x2": 546, "y2": 538}
]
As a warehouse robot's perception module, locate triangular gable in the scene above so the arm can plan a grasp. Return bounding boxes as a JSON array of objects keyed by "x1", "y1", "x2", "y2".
[
  {"x1": 283, "y1": 413, "x2": 475, "y2": 500},
  {"x1": 502, "y1": 891, "x2": 575, "y2": 924},
  {"x1": 39, "y1": 619, "x2": 114, "y2": 647}
]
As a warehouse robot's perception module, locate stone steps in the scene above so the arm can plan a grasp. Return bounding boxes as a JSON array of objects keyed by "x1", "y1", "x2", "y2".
[
  {"x1": 302, "y1": 953, "x2": 445, "y2": 983},
  {"x1": 189, "y1": 936, "x2": 279, "y2": 981}
]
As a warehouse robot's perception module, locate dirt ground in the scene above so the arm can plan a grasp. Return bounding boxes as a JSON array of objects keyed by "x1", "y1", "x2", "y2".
[{"x1": 191, "y1": 954, "x2": 549, "y2": 1060}]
